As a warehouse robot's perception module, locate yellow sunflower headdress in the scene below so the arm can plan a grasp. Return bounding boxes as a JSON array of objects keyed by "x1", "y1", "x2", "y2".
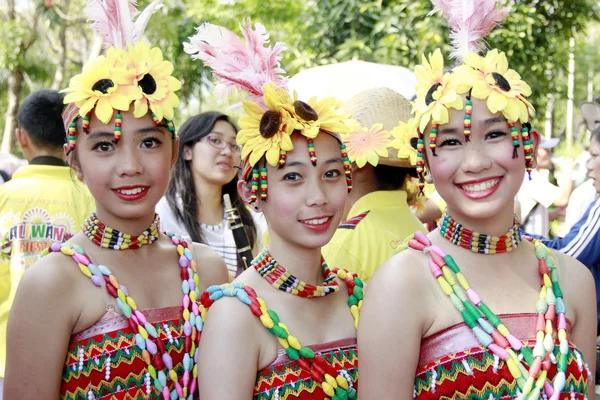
[
  {"x1": 412, "y1": 0, "x2": 536, "y2": 193},
  {"x1": 184, "y1": 19, "x2": 352, "y2": 203},
  {"x1": 61, "y1": 0, "x2": 181, "y2": 153}
]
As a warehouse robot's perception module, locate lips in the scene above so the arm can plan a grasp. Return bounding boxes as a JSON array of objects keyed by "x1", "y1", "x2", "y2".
[
  {"x1": 112, "y1": 185, "x2": 150, "y2": 201},
  {"x1": 216, "y1": 161, "x2": 233, "y2": 170},
  {"x1": 299, "y1": 216, "x2": 333, "y2": 232},
  {"x1": 455, "y1": 176, "x2": 502, "y2": 200}
]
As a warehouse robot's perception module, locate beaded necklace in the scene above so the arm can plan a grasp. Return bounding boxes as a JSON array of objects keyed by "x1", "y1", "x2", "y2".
[
  {"x1": 439, "y1": 213, "x2": 522, "y2": 254},
  {"x1": 252, "y1": 249, "x2": 339, "y2": 297},
  {"x1": 83, "y1": 212, "x2": 160, "y2": 250},
  {"x1": 45, "y1": 232, "x2": 202, "y2": 400},
  {"x1": 199, "y1": 265, "x2": 364, "y2": 399},
  {"x1": 409, "y1": 230, "x2": 569, "y2": 399}
]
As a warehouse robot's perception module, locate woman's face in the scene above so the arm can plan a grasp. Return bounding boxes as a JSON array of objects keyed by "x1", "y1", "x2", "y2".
[
  {"x1": 184, "y1": 120, "x2": 240, "y2": 187},
  {"x1": 73, "y1": 111, "x2": 176, "y2": 223},
  {"x1": 587, "y1": 136, "x2": 600, "y2": 193},
  {"x1": 424, "y1": 97, "x2": 526, "y2": 221},
  {"x1": 259, "y1": 133, "x2": 348, "y2": 250}
]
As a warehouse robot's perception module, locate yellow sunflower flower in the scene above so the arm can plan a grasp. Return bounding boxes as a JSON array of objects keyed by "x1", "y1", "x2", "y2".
[
  {"x1": 453, "y1": 49, "x2": 534, "y2": 123},
  {"x1": 413, "y1": 71, "x2": 463, "y2": 133},
  {"x1": 290, "y1": 92, "x2": 351, "y2": 138},
  {"x1": 114, "y1": 41, "x2": 182, "y2": 121},
  {"x1": 62, "y1": 49, "x2": 139, "y2": 124},
  {"x1": 415, "y1": 48, "x2": 444, "y2": 99},
  {"x1": 342, "y1": 123, "x2": 391, "y2": 168},
  {"x1": 390, "y1": 118, "x2": 418, "y2": 166},
  {"x1": 238, "y1": 86, "x2": 296, "y2": 166}
]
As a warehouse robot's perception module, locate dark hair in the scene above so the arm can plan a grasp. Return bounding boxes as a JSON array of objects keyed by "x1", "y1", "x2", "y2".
[
  {"x1": 374, "y1": 165, "x2": 414, "y2": 190},
  {"x1": 166, "y1": 112, "x2": 257, "y2": 263},
  {"x1": 17, "y1": 89, "x2": 66, "y2": 149}
]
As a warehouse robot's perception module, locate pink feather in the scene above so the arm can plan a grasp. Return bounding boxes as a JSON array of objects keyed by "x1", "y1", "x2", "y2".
[
  {"x1": 183, "y1": 18, "x2": 287, "y2": 107},
  {"x1": 430, "y1": 0, "x2": 509, "y2": 59},
  {"x1": 86, "y1": 0, "x2": 161, "y2": 49}
]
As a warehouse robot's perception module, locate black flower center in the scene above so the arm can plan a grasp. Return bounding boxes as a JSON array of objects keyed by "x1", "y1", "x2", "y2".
[
  {"x1": 139, "y1": 74, "x2": 157, "y2": 95},
  {"x1": 492, "y1": 72, "x2": 511, "y2": 92},
  {"x1": 91, "y1": 79, "x2": 115, "y2": 94},
  {"x1": 259, "y1": 110, "x2": 281, "y2": 138},
  {"x1": 293, "y1": 100, "x2": 318, "y2": 121},
  {"x1": 410, "y1": 137, "x2": 419, "y2": 149},
  {"x1": 425, "y1": 83, "x2": 442, "y2": 106}
]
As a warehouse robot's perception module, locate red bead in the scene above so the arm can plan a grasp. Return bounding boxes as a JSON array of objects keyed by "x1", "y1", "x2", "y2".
[
  {"x1": 184, "y1": 335, "x2": 192, "y2": 353},
  {"x1": 128, "y1": 318, "x2": 139, "y2": 333},
  {"x1": 310, "y1": 368, "x2": 324, "y2": 383},
  {"x1": 491, "y1": 330, "x2": 509, "y2": 348},
  {"x1": 181, "y1": 268, "x2": 189, "y2": 281},
  {"x1": 156, "y1": 337, "x2": 166, "y2": 354},
  {"x1": 298, "y1": 358, "x2": 311, "y2": 371},
  {"x1": 152, "y1": 353, "x2": 165, "y2": 370},
  {"x1": 106, "y1": 283, "x2": 119, "y2": 298}
]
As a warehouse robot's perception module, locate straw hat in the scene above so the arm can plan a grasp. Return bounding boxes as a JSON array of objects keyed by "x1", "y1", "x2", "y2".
[
  {"x1": 342, "y1": 87, "x2": 414, "y2": 168},
  {"x1": 581, "y1": 100, "x2": 600, "y2": 132}
]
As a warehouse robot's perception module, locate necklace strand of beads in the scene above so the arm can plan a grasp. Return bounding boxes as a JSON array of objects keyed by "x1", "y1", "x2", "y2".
[
  {"x1": 252, "y1": 249, "x2": 339, "y2": 297},
  {"x1": 83, "y1": 212, "x2": 160, "y2": 250},
  {"x1": 43, "y1": 232, "x2": 202, "y2": 400},
  {"x1": 439, "y1": 213, "x2": 522, "y2": 254},
  {"x1": 199, "y1": 264, "x2": 364, "y2": 400},
  {"x1": 409, "y1": 231, "x2": 569, "y2": 399}
]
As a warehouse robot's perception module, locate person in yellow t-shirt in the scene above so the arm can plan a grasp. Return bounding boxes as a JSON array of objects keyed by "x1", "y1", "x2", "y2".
[
  {"x1": 0, "y1": 89, "x2": 94, "y2": 384},
  {"x1": 322, "y1": 88, "x2": 426, "y2": 282}
]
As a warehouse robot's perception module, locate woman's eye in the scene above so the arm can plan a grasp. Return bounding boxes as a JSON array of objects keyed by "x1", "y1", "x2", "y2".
[
  {"x1": 92, "y1": 141, "x2": 114, "y2": 152},
  {"x1": 486, "y1": 130, "x2": 508, "y2": 140},
  {"x1": 283, "y1": 172, "x2": 302, "y2": 181},
  {"x1": 141, "y1": 137, "x2": 161, "y2": 148},
  {"x1": 439, "y1": 138, "x2": 462, "y2": 147},
  {"x1": 324, "y1": 169, "x2": 341, "y2": 178},
  {"x1": 209, "y1": 137, "x2": 222, "y2": 145}
]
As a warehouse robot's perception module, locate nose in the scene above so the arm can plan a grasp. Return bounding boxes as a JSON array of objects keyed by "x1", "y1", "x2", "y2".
[
  {"x1": 305, "y1": 177, "x2": 328, "y2": 208},
  {"x1": 116, "y1": 144, "x2": 144, "y2": 176},
  {"x1": 460, "y1": 142, "x2": 493, "y2": 174}
]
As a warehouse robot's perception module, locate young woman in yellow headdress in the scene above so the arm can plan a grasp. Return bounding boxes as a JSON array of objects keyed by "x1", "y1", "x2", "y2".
[
  {"x1": 3, "y1": 1, "x2": 227, "y2": 398},
  {"x1": 358, "y1": 1, "x2": 596, "y2": 398}
]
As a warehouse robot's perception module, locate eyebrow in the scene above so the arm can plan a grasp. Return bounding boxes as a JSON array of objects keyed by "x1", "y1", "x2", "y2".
[
  {"x1": 87, "y1": 127, "x2": 165, "y2": 140},
  {"x1": 438, "y1": 127, "x2": 459, "y2": 135},
  {"x1": 483, "y1": 117, "x2": 506, "y2": 126},
  {"x1": 280, "y1": 157, "x2": 343, "y2": 169}
]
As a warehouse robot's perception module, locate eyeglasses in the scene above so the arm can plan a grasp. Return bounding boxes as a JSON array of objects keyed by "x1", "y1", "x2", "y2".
[{"x1": 202, "y1": 134, "x2": 242, "y2": 155}]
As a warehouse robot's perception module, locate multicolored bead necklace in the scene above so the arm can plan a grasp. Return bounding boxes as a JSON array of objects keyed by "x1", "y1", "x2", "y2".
[
  {"x1": 409, "y1": 230, "x2": 569, "y2": 399},
  {"x1": 199, "y1": 264, "x2": 364, "y2": 399},
  {"x1": 439, "y1": 213, "x2": 522, "y2": 254},
  {"x1": 252, "y1": 249, "x2": 339, "y2": 297},
  {"x1": 43, "y1": 232, "x2": 202, "y2": 400},
  {"x1": 83, "y1": 212, "x2": 160, "y2": 250}
]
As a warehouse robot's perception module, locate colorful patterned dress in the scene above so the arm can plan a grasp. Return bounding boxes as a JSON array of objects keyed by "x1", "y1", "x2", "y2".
[
  {"x1": 414, "y1": 313, "x2": 590, "y2": 399},
  {"x1": 61, "y1": 306, "x2": 193, "y2": 399},
  {"x1": 254, "y1": 338, "x2": 358, "y2": 399}
]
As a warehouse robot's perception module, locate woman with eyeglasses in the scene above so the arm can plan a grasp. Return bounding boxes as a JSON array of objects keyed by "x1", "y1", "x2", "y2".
[{"x1": 156, "y1": 112, "x2": 267, "y2": 278}]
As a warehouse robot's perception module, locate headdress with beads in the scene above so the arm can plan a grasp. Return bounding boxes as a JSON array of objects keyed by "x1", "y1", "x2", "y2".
[
  {"x1": 184, "y1": 19, "x2": 352, "y2": 203},
  {"x1": 61, "y1": 0, "x2": 181, "y2": 153},
  {"x1": 412, "y1": 0, "x2": 535, "y2": 194}
]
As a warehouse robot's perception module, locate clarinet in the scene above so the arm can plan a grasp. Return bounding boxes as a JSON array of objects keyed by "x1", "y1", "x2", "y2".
[{"x1": 223, "y1": 193, "x2": 254, "y2": 277}]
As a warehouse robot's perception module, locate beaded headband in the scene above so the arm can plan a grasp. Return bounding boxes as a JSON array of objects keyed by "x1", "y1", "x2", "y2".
[
  {"x1": 184, "y1": 19, "x2": 352, "y2": 203},
  {"x1": 61, "y1": 0, "x2": 180, "y2": 153},
  {"x1": 412, "y1": 0, "x2": 535, "y2": 193}
]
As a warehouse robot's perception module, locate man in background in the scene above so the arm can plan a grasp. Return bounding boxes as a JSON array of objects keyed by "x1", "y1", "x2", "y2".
[{"x1": 0, "y1": 89, "x2": 95, "y2": 392}]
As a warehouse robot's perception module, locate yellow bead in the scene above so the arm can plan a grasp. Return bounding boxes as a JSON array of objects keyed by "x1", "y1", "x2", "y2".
[
  {"x1": 337, "y1": 270, "x2": 347, "y2": 279},
  {"x1": 558, "y1": 329, "x2": 567, "y2": 342},
  {"x1": 258, "y1": 298, "x2": 267, "y2": 309},
  {"x1": 535, "y1": 370, "x2": 547, "y2": 389},
  {"x1": 543, "y1": 274, "x2": 552, "y2": 288},
  {"x1": 350, "y1": 305, "x2": 359, "y2": 321},
  {"x1": 536, "y1": 330, "x2": 544, "y2": 343},
  {"x1": 78, "y1": 263, "x2": 92, "y2": 278},
  {"x1": 545, "y1": 319, "x2": 553, "y2": 335},
  {"x1": 456, "y1": 272, "x2": 470, "y2": 289},
  {"x1": 201, "y1": 307, "x2": 207, "y2": 321},
  {"x1": 169, "y1": 369, "x2": 178, "y2": 382},
  {"x1": 183, "y1": 388, "x2": 188, "y2": 398},
  {"x1": 139, "y1": 326, "x2": 149, "y2": 340},
  {"x1": 278, "y1": 338, "x2": 289, "y2": 349},
  {"x1": 189, "y1": 290, "x2": 197, "y2": 302},
  {"x1": 336, "y1": 374, "x2": 349, "y2": 389},
  {"x1": 321, "y1": 382, "x2": 335, "y2": 397},
  {"x1": 442, "y1": 267, "x2": 456, "y2": 285},
  {"x1": 126, "y1": 297, "x2": 137, "y2": 310},
  {"x1": 177, "y1": 244, "x2": 185, "y2": 255},
  {"x1": 60, "y1": 247, "x2": 75, "y2": 256},
  {"x1": 497, "y1": 324, "x2": 510, "y2": 337},
  {"x1": 324, "y1": 374, "x2": 338, "y2": 388},
  {"x1": 193, "y1": 364, "x2": 198, "y2": 378},
  {"x1": 539, "y1": 286, "x2": 547, "y2": 299},
  {"x1": 358, "y1": 300, "x2": 363, "y2": 310},
  {"x1": 279, "y1": 323, "x2": 290, "y2": 333},
  {"x1": 522, "y1": 376, "x2": 534, "y2": 394},
  {"x1": 117, "y1": 288, "x2": 126, "y2": 303},
  {"x1": 288, "y1": 335, "x2": 302, "y2": 350},
  {"x1": 506, "y1": 357, "x2": 522, "y2": 379},
  {"x1": 437, "y1": 277, "x2": 453, "y2": 296},
  {"x1": 183, "y1": 308, "x2": 190, "y2": 321},
  {"x1": 260, "y1": 314, "x2": 274, "y2": 329},
  {"x1": 148, "y1": 365, "x2": 157, "y2": 379}
]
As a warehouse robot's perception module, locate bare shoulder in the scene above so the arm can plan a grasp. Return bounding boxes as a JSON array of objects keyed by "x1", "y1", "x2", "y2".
[
  {"x1": 20, "y1": 251, "x2": 81, "y2": 303},
  {"x1": 192, "y1": 242, "x2": 229, "y2": 290},
  {"x1": 368, "y1": 248, "x2": 431, "y2": 295},
  {"x1": 552, "y1": 250, "x2": 594, "y2": 291}
]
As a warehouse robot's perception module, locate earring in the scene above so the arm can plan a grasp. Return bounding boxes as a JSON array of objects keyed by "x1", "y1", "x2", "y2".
[
  {"x1": 425, "y1": 173, "x2": 434, "y2": 184},
  {"x1": 253, "y1": 205, "x2": 260, "y2": 212}
]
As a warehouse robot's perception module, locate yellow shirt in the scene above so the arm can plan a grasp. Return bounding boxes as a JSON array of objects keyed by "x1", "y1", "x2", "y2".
[
  {"x1": 0, "y1": 163, "x2": 95, "y2": 377},
  {"x1": 322, "y1": 190, "x2": 426, "y2": 282}
]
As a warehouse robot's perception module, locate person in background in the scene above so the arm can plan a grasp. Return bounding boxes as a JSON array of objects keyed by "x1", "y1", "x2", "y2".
[
  {"x1": 0, "y1": 89, "x2": 95, "y2": 393},
  {"x1": 322, "y1": 87, "x2": 426, "y2": 282},
  {"x1": 156, "y1": 112, "x2": 267, "y2": 278}
]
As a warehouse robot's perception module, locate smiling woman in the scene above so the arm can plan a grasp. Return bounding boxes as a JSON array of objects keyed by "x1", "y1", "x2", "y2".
[
  {"x1": 2, "y1": 1, "x2": 228, "y2": 399},
  {"x1": 155, "y1": 112, "x2": 267, "y2": 278}
]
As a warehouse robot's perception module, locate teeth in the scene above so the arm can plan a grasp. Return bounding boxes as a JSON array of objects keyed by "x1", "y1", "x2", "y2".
[
  {"x1": 117, "y1": 188, "x2": 145, "y2": 195},
  {"x1": 303, "y1": 217, "x2": 329, "y2": 225},
  {"x1": 460, "y1": 179, "x2": 499, "y2": 193}
]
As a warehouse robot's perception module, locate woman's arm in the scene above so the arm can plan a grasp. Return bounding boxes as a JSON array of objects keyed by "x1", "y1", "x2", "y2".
[
  {"x1": 198, "y1": 297, "x2": 262, "y2": 399},
  {"x1": 358, "y1": 252, "x2": 431, "y2": 399},
  {"x1": 193, "y1": 243, "x2": 229, "y2": 292},
  {"x1": 4, "y1": 255, "x2": 80, "y2": 399}
]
